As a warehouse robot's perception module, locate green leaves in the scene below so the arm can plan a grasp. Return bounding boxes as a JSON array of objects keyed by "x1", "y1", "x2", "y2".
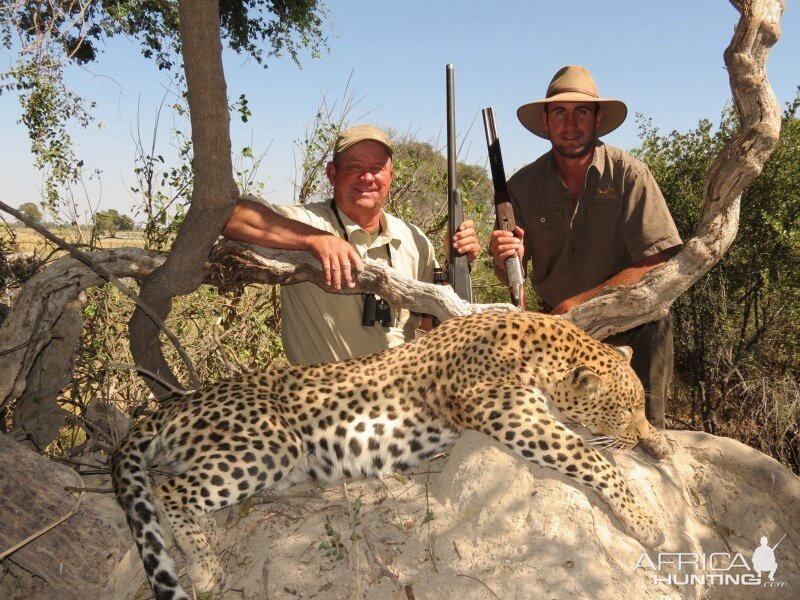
[{"x1": 634, "y1": 94, "x2": 800, "y2": 469}]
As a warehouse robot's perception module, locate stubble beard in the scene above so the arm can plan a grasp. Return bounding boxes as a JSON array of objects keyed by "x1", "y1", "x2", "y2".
[{"x1": 552, "y1": 134, "x2": 598, "y2": 159}]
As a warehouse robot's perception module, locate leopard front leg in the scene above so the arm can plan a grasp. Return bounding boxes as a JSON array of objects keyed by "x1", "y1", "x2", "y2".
[{"x1": 468, "y1": 385, "x2": 665, "y2": 547}]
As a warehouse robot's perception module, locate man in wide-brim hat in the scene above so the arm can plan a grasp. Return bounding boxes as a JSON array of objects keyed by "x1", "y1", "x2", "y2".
[{"x1": 489, "y1": 65, "x2": 682, "y2": 428}]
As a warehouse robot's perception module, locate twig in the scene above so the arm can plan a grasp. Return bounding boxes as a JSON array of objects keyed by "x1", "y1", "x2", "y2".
[
  {"x1": 104, "y1": 361, "x2": 193, "y2": 396},
  {"x1": 0, "y1": 200, "x2": 200, "y2": 388},
  {"x1": 423, "y1": 460, "x2": 438, "y2": 574},
  {"x1": 455, "y1": 573, "x2": 501, "y2": 599},
  {"x1": 212, "y1": 324, "x2": 235, "y2": 377},
  {"x1": 64, "y1": 485, "x2": 112, "y2": 494},
  {"x1": 261, "y1": 558, "x2": 270, "y2": 600},
  {"x1": 363, "y1": 527, "x2": 401, "y2": 587},
  {"x1": 0, "y1": 483, "x2": 86, "y2": 561},
  {"x1": 705, "y1": 492, "x2": 733, "y2": 553},
  {"x1": 0, "y1": 338, "x2": 36, "y2": 357}
]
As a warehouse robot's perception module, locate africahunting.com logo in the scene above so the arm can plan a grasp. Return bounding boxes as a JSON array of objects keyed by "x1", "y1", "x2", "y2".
[{"x1": 634, "y1": 535, "x2": 788, "y2": 588}]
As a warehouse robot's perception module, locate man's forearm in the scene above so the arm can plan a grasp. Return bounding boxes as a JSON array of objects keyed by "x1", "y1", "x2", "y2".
[
  {"x1": 222, "y1": 199, "x2": 329, "y2": 251},
  {"x1": 551, "y1": 251, "x2": 670, "y2": 314}
]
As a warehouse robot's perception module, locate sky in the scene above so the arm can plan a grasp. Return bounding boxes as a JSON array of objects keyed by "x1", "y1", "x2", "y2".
[{"x1": 1, "y1": 0, "x2": 798, "y2": 222}]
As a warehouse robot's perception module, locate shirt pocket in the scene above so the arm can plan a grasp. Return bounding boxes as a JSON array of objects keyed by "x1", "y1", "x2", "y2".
[
  {"x1": 587, "y1": 201, "x2": 622, "y2": 248},
  {"x1": 532, "y1": 207, "x2": 564, "y2": 228},
  {"x1": 530, "y1": 206, "x2": 566, "y2": 261}
]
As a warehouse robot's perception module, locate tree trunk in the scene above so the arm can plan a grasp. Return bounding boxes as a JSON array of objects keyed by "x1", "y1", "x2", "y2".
[
  {"x1": 0, "y1": 434, "x2": 144, "y2": 599},
  {"x1": 128, "y1": 0, "x2": 239, "y2": 396}
]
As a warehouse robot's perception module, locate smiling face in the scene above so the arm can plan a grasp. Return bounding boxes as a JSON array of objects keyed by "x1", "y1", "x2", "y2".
[
  {"x1": 326, "y1": 140, "x2": 394, "y2": 228},
  {"x1": 542, "y1": 101, "x2": 603, "y2": 159}
]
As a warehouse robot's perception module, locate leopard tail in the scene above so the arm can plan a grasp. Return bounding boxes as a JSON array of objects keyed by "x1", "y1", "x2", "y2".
[{"x1": 111, "y1": 420, "x2": 190, "y2": 600}]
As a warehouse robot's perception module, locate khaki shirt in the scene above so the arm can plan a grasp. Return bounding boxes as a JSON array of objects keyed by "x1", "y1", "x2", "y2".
[
  {"x1": 508, "y1": 143, "x2": 682, "y2": 308},
  {"x1": 261, "y1": 199, "x2": 437, "y2": 365}
]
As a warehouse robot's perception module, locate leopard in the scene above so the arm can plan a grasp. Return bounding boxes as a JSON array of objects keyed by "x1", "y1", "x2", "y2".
[{"x1": 112, "y1": 311, "x2": 671, "y2": 600}]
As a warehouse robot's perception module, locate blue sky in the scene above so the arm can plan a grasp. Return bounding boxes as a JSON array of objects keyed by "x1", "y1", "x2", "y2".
[{"x1": 1, "y1": 0, "x2": 798, "y2": 220}]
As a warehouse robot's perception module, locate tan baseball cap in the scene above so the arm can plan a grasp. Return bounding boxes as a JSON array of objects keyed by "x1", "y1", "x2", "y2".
[
  {"x1": 517, "y1": 65, "x2": 628, "y2": 139},
  {"x1": 333, "y1": 124, "x2": 393, "y2": 158}
]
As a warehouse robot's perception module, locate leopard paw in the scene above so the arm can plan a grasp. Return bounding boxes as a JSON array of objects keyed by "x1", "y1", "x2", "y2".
[
  {"x1": 623, "y1": 508, "x2": 665, "y2": 548},
  {"x1": 187, "y1": 554, "x2": 223, "y2": 593},
  {"x1": 639, "y1": 427, "x2": 672, "y2": 459}
]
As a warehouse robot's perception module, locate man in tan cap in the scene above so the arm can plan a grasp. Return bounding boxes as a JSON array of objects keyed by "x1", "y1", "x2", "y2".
[
  {"x1": 489, "y1": 66, "x2": 682, "y2": 427},
  {"x1": 223, "y1": 124, "x2": 481, "y2": 365}
]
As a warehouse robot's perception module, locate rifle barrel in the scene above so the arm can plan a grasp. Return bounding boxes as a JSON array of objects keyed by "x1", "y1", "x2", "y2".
[
  {"x1": 446, "y1": 64, "x2": 457, "y2": 242},
  {"x1": 445, "y1": 64, "x2": 472, "y2": 302}
]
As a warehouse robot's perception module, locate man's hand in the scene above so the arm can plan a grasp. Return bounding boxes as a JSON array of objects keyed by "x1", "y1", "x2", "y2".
[
  {"x1": 489, "y1": 226, "x2": 525, "y2": 272},
  {"x1": 306, "y1": 233, "x2": 364, "y2": 290},
  {"x1": 550, "y1": 295, "x2": 586, "y2": 315},
  {"x1": 452, "y1": 219, "x2": 482, "y2": 263}
]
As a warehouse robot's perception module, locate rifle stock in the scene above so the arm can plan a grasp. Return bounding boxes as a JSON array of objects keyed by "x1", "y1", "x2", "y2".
[
  {"x1": 482, "y1": 107, "x2": 525, "y2": 309},
  {"x1": 446, "y1": 64, "x2": 473, "y2": 302}
]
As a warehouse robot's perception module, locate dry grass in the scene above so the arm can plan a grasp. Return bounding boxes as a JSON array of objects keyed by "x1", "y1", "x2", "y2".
[{"x1": 10, "y1": 227, "x2": 145, "y2": 255}]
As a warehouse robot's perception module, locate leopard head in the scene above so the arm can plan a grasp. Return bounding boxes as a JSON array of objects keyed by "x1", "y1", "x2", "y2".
[{"x1": 551, "y1": 346, "x2": 671, "y2": 459}]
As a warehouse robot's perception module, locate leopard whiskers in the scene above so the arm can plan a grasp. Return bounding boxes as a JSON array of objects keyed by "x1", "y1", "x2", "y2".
[{"x1": 587, "y1": 435, "x2": 626, "y2": 452}]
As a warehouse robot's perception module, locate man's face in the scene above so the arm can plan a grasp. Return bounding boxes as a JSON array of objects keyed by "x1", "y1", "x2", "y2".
[
  {"x1": 542, "y1": 101, "x2": 603, "y2": 158},
  {"x1": 326, "y1": 141, "x2": 393, "y2": 215}
]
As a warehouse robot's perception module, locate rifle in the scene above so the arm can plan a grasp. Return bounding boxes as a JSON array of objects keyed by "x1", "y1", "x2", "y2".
[
  {"x1": 446, "y1": 64, "x2": 473, "y2": 302},
  {"x1": 482, "y1": 107, "x2": 525, "y2": 308}
]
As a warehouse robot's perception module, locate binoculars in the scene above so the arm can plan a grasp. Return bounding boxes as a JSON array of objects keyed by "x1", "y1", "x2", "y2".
[{"x1": 362, "y1": 294, "x2": 392, "y2": 327}]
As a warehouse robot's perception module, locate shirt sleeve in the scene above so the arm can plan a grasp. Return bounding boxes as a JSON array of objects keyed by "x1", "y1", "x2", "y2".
[
  {"x1": 240, "y1": 195, "x2": 337, "y2": 234},
  {"x1": 421, "y1": 235, "x2": 437, "y2": 283},
  {"x1": 622, "y1": 165, "x2": 683, "y2": 263}
]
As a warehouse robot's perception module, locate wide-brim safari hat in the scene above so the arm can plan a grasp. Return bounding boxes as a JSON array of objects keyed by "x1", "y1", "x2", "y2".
[{"x1": 517, "y1": 65, "x2": 628, "y2": 139}]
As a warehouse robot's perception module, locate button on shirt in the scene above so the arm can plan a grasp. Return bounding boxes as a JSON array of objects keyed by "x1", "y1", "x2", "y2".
[
  {"x1": 507, "y1": 142, "x2": 682, "y2": 309},
  {"x1": 251, "y1": 198, "x2": 436, "y2": 365}
]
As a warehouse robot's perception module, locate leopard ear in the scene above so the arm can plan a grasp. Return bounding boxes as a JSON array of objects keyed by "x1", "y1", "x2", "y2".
[
  {"x1": 568, "y1": 365, "x2": 600, "y2": 393},
  {"x1": 613, "y1": 345, "x2": 634, "y2": 363}
]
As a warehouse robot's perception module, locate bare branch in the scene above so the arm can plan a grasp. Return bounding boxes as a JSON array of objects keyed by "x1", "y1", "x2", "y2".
[{"x1": 0, "y1": 243, "x2": 514, "y2": 411}]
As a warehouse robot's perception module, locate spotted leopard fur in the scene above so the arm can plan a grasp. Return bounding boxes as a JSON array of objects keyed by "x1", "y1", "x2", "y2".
[{"x1": 112, "y1": 311, "x2": 670, "y2": 599}]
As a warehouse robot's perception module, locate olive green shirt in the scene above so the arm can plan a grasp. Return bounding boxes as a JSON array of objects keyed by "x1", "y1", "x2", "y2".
[
  {"x1": 254, "y1": 198, "x2": 437, "y2": 365},
  {"x1": 508, "y1": 142, "x2": 682, "y2": 308}
]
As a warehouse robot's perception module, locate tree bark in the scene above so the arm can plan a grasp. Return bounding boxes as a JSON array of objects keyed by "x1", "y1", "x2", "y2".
[
  {"x1": 128, "y1": 0, "x2": 239, "y2": 396},
  {"x1": 567, "y1": 0, "x2": 784, "y2": 338},
  {"x1": 0, "y1": 249, "x2": 164, "y2": 413},
  {"x1": 12, "y1": 298, "x2": 84, "y2": 451},
  {"x1": 0, "y1": 433, "x2": 144, "y2": 599}
]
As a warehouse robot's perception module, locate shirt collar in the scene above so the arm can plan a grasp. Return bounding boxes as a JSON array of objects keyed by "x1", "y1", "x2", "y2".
[
  {"x1": 590, "y1": 141, "x2": 607, "y2": 178},
  {"x1": 331, "y1": 200, "x2": 399, "y2": 248},
  {"x1": 543, "y1": 140, "x2": 607, "y2": 178}
]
